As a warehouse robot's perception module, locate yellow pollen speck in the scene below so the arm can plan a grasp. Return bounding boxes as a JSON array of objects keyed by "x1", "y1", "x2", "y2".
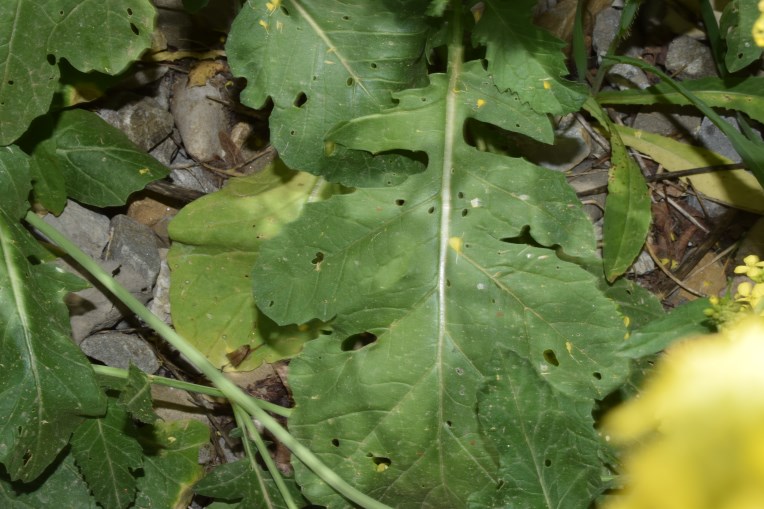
[
  {"x1": 266, "y1": 0, "x2": 281, "y2": 13},
  {"x1": 623, "y1": 315, "x2": 631, "y2": 328},
  {"x1": 376, "y1": 463, "x2": 388, "y2": 472},
  {"x1": 476, "y1": 98, "x2": 486, "y2": 108},
  {"x1": 543, "y1": 79, "x2": 552, "y2": 90},
  {"x1": 258, "y1": 19, "x2": 269, "y2": 31},
  {"x1": 138, "y1": 168, "x2": 149, "y2": 175},
  {"x1": 448, "y1": 237, "x2": 463, "y2": 254},
  {"x1": 565, "y1": 341, "x2": 573, "y2": 354}
]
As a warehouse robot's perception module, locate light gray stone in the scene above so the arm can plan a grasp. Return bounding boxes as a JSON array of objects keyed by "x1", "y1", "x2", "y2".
[
  {"x1": 633, "y1": 110, "x2": 701, "y2": 139},
  {"x1": 80, "y1": 331, "x2": 160, "y2": 373},
  {"x1": 105, "y1": 215, "x2": 161, "y2": 287},
  {"x1": 696, "y1": 115, "x2": 742, "y2": 162},
  {"x1": 607, "y1": 63, "x2": 651, "y2": 90},
  {"x1": 593, "y1": 7, "x2": 623, "y2": 58},
  {"x1": 43, "y1": 200, "x2": 110, "y2": 260},
  {"x1": 665, "y1": 35, "x2": 717, "y2": 79},
  {"x1": 171, "y1": 73, "x2": 230, "y2": 162}
]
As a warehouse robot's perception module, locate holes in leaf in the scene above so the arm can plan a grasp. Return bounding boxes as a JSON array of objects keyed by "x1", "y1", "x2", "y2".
[
  {"x1": 543, "y1": 349, "x2": 559, "y2": 367},
  {"x1": 457, "y1": 191, "x2": 464, "y2": 199},
  {"x1": 342, "y1": 14, "x2": 350, "y2": 20},
  {"x1": 593, "y1": 372, "x2": 602, "y2": 380},
  {"x1": 6, "y1": 80, "x2": 13, "y2": 86},
  {"x1": 290, "y1": 129, "x2": 296, "y2": 136},
  {"x1": 370, "y1": 62, "x2": 378, "y2": 69},
  {"x1": 341, "y1": 332, "x2": 377, "y2": 351},
  {"x1": 268, "y1": 300, "x2": 275, "y2": 307},
  {"x1": 130, "y1": 22, "x2": 139, "y2": 35},
  {"x1": 370, "y1": 455, "x2": 391, "y2": 472},
  {"x1": 461, "y1": 209, "x2": 468, "y2": 217},
  {"x1": 280, "y1": 5, "x2": 290, "y2": 15},
  {"x1": 395, "y1": 199, "x2": 405, "y2": 206},
  {"x1": 446, "y1": 420, "x2": 452, "y2": 427},
  {"x1": 127, "y1": 7, "x2": 133, "y2": 15},
  {"x1": 544, "y1": 458, "x2": 552, "y2": 467},
  {"x1": 420, "y1": 96, "x2": 427, "y2": 102},
  {"x1": 311, "y1": 251, "x2": 324, "y2": 271},
  {"x1": 331, "y1": 438, "x2": 340, "y2": 447},
  {"x1": 446, "y1": 279, "x2": 451, "y2": 287},
  {"x1": 346, "y1": 77, "x2": 354, "y2": 86},
  {"x1": 293, "y1": 92, "x2": 307, "y2": 108},
  {"x1": 312, "y1": 75, "x2": 318, "y2": 81},
  {"x1": 427, "y1": 206, "x2": 435, "y2": 214},
  {"x1": 46, "y1": 54, "x2": 56, "y2": 65}
]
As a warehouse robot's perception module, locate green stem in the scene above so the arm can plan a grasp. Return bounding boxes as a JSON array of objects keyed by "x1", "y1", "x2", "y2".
[
  {"x1": 235, "y1": 404, "x2": 298, "y2": 509},
  {"x1": 93, "y1": 365, "x2": 292, "y2": 417},
  {"x1": 26, "y1": 211, "x2": 390, "y2": 509}
]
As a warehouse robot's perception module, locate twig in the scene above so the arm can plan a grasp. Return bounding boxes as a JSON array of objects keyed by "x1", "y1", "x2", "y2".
[{"x1": 645, "y1": 241, "x2": 707, "y2": 298}]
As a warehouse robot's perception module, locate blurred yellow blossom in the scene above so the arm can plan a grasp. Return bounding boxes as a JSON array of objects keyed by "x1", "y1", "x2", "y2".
[{"x1": 602, "y1": 316, "x2": 764, "y2": 509}]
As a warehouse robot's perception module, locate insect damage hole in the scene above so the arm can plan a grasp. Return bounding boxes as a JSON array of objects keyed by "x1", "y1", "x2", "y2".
[
  {"x1": 341, "y1": 332, "x2": 377, "y2": 351},
  {"x1": 370, "y1": 455, "x2": 391, "y2": 472},
  {"x1": 293, "y1": 92, "x2": 307, "y2": 108},
  {"x1": 543, "y1": 349, "x2": 559, "y2": 367},
  {"x1": 311, "y1": 252, "x2": 324, "y2": 271},
  {"x1": 395, "y1": 199, "x2": 405, "y2": 206},
  {"x1": 130, "y1": 23, "x2": 139, "y2": 35}
]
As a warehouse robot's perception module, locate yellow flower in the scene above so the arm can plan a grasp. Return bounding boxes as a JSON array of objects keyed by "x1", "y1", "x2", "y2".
[
  {"x1": 603, "y1": 316, "x2": 764, "y2": 509},
  {"x1": 755, "y1": 1, "x2": 764, "y2": 47}
]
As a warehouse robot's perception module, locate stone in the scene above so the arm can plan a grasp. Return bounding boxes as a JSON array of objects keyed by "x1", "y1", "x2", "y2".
[
  {"x1": 105, "y1": 215, "x2": 161, "y2": 287},
  {"x1": 97, "y1": 93, "x2": 175, "y2": 152},
  {"x1": 80, "y1": 331, "x2": 160, "y2": 373},
  {"x1": 524, "y1": 115, "x2": 592, "y2": 172},
  {"x1": 171, "y1": 71, "x2": 230, "y2": 163},
  {"x1": 607, "y1": 63, "x2": 651, "y2": 90},
  {"x1": 593, "y1": 7, "x2": 623, "y2": 58},
  {"x1": 43, "y1": 200, "x2": 110, "y2": 260},
  {"x1": 665, "y1": 35, "x2": 717, "y2": 80},
  {"x1": 696, "y1": 115, "x2": 743, "y2": 162},
  {"x1": 632, "y1": 110, "x2": 701, "y2": 139}
]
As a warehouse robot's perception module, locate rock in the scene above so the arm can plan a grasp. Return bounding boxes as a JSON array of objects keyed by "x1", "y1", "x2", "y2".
[
  {"x1": 169, "y1": 163, "x2": 221, "y2": 194},
  {"x1": 665, "y1": 35, "x2": 717, "y2": 80},
  {"x1": 80, "y1": 331, "x2": 160, "y2": 373},
  {"x1": 632, "y1": 110, "x2": 701, "y2": 139},
  {"x1": 105, "y1": 215, "x2": 161, "y2": 287},
  {"x1": 96, "y1": 93, "x2": 175, "y2": 152},
  {"x1": 593, "y1": 7, "x2": 623, "y2": 58},
  {"x1": 67, "y1": 260, "x2": 154, "y2": 341},
  {"x1": 43, "y1": 200, "x2": 110, "y2": 260},
  {"x1": 524, "y1": 115, "x2": 592, "y2": 172},
  {"x1": 696, "y1": 115, "x2": 743, "y2": 162},
  {"x1": 171, "y1": 71, "x2": 231, "y2": 162},
  {"x1": 148, "y1": 248, "x2": 172, "y2": 325},
  {"x1": 607, "y1": 63, "x2": 651, "y2": 90},
  {"x1": 632, "y1": 249, "x2": 656, "y2": 275},
  {"x1": 568, "y1": 169, "x2": 608, "y2": 222}
]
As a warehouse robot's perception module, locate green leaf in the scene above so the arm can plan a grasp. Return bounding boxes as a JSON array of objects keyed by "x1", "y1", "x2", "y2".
[
  {"x1": 194, "y1": 458, "x2": 307, "y2": 509},
  {"x1": 118, "y1": 365, "x2": 158, "y2": 424},
  {"x1": 29, "y1": 110, "x2": 169, "y2": 207},
  {"x1": 167, "y1": 163, "x2": 330, "y2": 370},
  {"x1": 0, "y1": 0, "x2": 156, "y2": 145},
  {"x1": 0, "y1": 149, "x2": 105, "y2": 482},
  {"x1": 253, "y1": 21, "x2": 627, "y2": 506},
  {"x1": 468, "y1": 348, "x2": 602, "y2": 508},
  {"x1": 720, "y1": 0, "x2": 763, "y2": 72},
  {"x1": 472, "y1": 0, "x2": 587, "y2": 115},
  {"x1": 619, "y1": 299, "x2": 714, "y2": 359},
  {"x1": 604, "y1": 55, "x2": 764, "y2": 189},
  {"x1": 602, "y1": 128, "x2": 651, "y2": 282},
  {"x1": 133, "y1": 420, "x2": 209, "y2": 509},
  {"x1": 596, "y1": 77, "x2": 764, "y2": 125},
  {"x1": 71, "y1": 402, "x2": 143, "y2": 509},
  {"x1": 0, "y1": 454, "x2": 98, "y2": 509},
  {"x1": 226, "y1": 0, "x2": 432, "y2": 186}
]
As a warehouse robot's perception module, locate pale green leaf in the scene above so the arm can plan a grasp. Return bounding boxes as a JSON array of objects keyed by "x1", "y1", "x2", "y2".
[
  {"x1": 720, "y1": 0, "x2": 763, "y2": 72},
  {"x1": 133, "y1": 420, "x2": 209, "y2": 509},
  {"x1": 118, "y1": 364, "x2": 158, "y2": 424},
  {"x1": 167, "y1": 163, "x2": 330, "y2": 370},
  {"x1": 254, "y1": 42, "x2": 626, "y2": 507},
  {"x1": 71, "y1": 402, "x2": 143, "y2": 509},
  {"x1": 597, "y1": 77, "x2": 764, "y2": 125},
  {"x1": 602, "y1": 128, "x2": 651, "y2": 282},
  {"x1": 0, "y1": 454, "x2": 97, "y2": 509},
  {"x1": 29, "y1": 110, "x2": 168, "y2": 207},
  {"x1": 615, "y1": 124, "x2": 764, "y2": 214},
  {"x1": 226, "y1": 0, "x2": 432, "y2": 186},
  {"x1": 0, "y1": 0, "x2": 156, "y2": 145},
  {"x1": 472, "y1": 0, "x2": 587, "y2": 115},
  {"x1": 468, "y1": 348, "x2": 602, "y2": 509}
]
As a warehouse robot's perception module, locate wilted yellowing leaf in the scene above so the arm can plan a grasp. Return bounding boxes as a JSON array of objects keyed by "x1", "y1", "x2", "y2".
[{"x1": 603, "y1": 316, "x2": 764, "y2": 509}]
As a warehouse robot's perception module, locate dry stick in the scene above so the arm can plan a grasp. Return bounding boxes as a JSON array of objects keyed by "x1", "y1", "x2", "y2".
[
  {"x1": 576, "y1": 162, "x2": 747, "y2": 197},
  {"x1": 645, "y1": 241, "x2": 707, "y2": 298}
]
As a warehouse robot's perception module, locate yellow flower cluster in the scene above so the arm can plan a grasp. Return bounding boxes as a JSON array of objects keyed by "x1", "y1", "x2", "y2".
[
  {"x1": 755, "y1": 1, "x2": 764, "y2": 47},
  {"x1": 603, "y1": 317, "x2": 764, "y2": 509},
  {"x1": 705, "y1": 255, "x2": 764, "y2": 327}
]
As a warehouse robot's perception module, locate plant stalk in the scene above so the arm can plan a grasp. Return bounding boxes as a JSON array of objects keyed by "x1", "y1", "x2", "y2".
[{"x1": 26, "y1": 211, "x2": 391, "y2": 509}]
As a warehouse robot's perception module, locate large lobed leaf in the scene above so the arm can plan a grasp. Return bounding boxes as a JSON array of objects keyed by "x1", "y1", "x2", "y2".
[
  {"x1": 0, "y1": 147, "x2": 105, "y2": 482},
  {"x1": 0, "y1": 0, "x2": 156, "y2": 145},
  {"x1": 252, "y1": 11, "x2": 627, "y2": 506},
  {"x1": 226, "y1": 0, "x2": 432, "y2": 186}
]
